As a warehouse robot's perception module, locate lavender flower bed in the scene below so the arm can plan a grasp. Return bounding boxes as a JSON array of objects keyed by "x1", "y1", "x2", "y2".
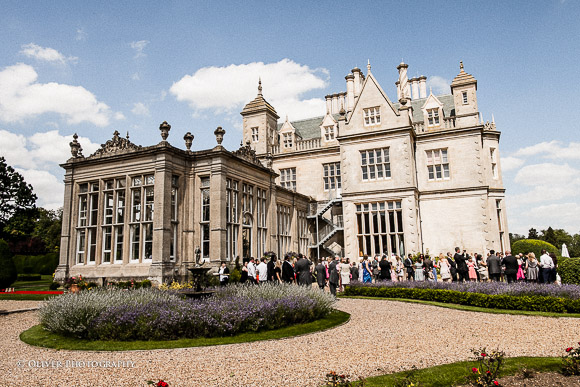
[
  {"x1": 348, "y1": 280, "x2": 580, "y2": 300},
  {"x1": 39, "y1": 284, "x2": 335, "y2": 341}
]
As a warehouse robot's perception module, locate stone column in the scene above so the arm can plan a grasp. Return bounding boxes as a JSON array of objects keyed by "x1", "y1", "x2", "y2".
[
  {"x1": 209, "y1": 160, "x2": 227, "y2": 264},
  {"x1": 149, "y1": 158, "x2": 173, "y2": 283},
  {"x1": 55, "y1": 167, "x2": 74, "y2": 282}
]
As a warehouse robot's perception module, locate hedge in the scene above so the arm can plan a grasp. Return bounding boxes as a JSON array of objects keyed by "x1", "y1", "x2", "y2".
[
  {"x1": 12, "y1": 253, "x2": 59, "y2": 275},
  {"x1": 0, "y1": 240, "x2": 18, "y2": 289},
  {"x1": 560, "y1": 257, "x2": 580, "y2": 285},
  {"x1": 343, "y1": 285, "x2": 580, "y2": 314},
  {"x1": 17, "y1": 274, "x2": 42, "y2": 281},
  {"x1": 512, "y1": 239, "x2": 559, "y2": 258}
]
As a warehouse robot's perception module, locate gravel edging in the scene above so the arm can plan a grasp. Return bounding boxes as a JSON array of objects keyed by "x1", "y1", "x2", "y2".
[{"x1": 2, "y1": 298, "x2": 580, "y2": 386}]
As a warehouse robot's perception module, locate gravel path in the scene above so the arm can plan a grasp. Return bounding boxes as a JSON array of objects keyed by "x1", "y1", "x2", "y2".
[
  {"x1": 2, "y1": 298, "x2": 580, "y2": 387},
  {"x1": 0, "y1": 300, "x2": 42, "y2": 312}
]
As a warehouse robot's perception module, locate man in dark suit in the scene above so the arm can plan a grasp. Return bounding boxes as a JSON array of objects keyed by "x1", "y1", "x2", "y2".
[
  {"x1": 294, "y1": 254, "x2": 312, "y2": 286},
  {"x1": 487, "y1": 250, "x2": 502, "y2": 282},
  {"x1": 447, "y1": 252, "x2": 457, "y2": 282},
  {"x1": 267, "y1": 255, "x2": 277, "y2": 282},
  {"x1": 281, "y1": 254, "x2": 295, "y2": 283},
  {"x1": 454, "y1": 247, "x2": 468, "y2": 282},
  {"x1": 328, "y1": 256, "x2": 340, "y2": 296},
  {"x1": 423, "y1": 255, "x2": 433, "y2": 281},
  {"x1": 315, "y1": 259, "x2": 327, "y2": 290},
  {"x1": 404, "y1": 254, "x2": 414, "y2": 281},
  {"x1": 502, "y1": 250, "x2": 518, "y2": 284},
  {"x1": 379, "y1": 255, "x2": 392, "y2": 281}
]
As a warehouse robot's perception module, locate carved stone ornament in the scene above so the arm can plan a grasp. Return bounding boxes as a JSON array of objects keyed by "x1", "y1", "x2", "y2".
[
  {"x1": 69, "y1": 133, "x2": 81, "y2": 158},
  {"x1": 159, "y1": 121, "x2": 171, "y2": 141},
  {"x1": 183, "y1": 132, "x2": 194, "y2": 151},
  {"x1": 214, "y1": 126, "x2": 226, "y2": 145},
  {"x1": 90, "y1": 130, "x2": 142, "y2": 157},
  {"x1": 233, "y1": 140, "x2": 262, "y2": 166}
]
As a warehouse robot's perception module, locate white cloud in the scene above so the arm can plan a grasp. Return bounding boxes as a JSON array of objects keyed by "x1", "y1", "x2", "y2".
[
  {"x1": 131, "y1": 72, "x2": 140, "y2": 81},
  {"x1": 426, "y1": 75, "x2": 450, "y2": 95},
  {"x1": 0, "y1": 63, "x2": 113, "y2": 126},
  {"x1": 131, "y1": 102, "x2": 150, "y2": 116},
  {"x1": 20, "y1": 43, "x2": 77, "y2": 64},
  {"x1": 130, "y1": 40, "x2": 149, "y2": 59},
  {"x1": 76, "y1": 28, "x2": 86, "y2": 41},
  {"x1": 500, "y1": 156, "x2": 525, "y2": 172},
  {"x1": 514, "y1": 163, "x2": 580, "y2": 187},
  {"x1": 0, "y1": 129, "x2": 100, "y2": 209},
  {"x1": 513, "y1": 141, "x2": 580, "y2": 160},
  {"x1": 170, "y1": 58, "x2": 328, "y2": 120},
  {"x1": 114, "y1": 112, "x2": 126, "y2": 120}
]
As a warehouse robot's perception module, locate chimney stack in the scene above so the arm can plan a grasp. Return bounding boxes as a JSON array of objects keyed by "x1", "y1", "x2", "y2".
[
  {"x1": 325, "y1": 95, "x2": 332, "y2": 113},
  {"x1": 346, "y1": 73, "x2": 355, "y2": 111},
  {"x1": 352, "y1": 67, "x2": 362, "y2": 98},
  {"x1": 397, "y1": 62, "x2": 410, "y2": 101},
  {"x1": 410, "y1": 77, "x2": 419, "y2": 100},
  {"x1": 419, "y1": 75, "x2": 427, "y2": 98}
]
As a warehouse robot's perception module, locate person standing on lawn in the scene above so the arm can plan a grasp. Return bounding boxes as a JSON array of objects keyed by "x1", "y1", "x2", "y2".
[
  {"x1": 502, "y1": 251, "x2": 518, "y2": 284},
  {"x1": 487, "y1": 250, "x2": 502, "y2": 282},
  {"x1": 454, "y1": 247, "x2": 468, "y2": 282}
]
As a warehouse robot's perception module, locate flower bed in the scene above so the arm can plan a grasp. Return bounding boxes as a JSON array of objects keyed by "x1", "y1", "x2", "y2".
[
  {"x1": 39, "y1": 283, "x2": 335, "y2": 341},
  {"x1": 343, "y1": 281, "x2": 580, "y2": 313}
]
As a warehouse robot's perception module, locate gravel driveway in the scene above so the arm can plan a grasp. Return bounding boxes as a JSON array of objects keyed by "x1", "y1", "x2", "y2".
[{"x1": 1, "y1": 298, "x2": 579, "y2": 386}]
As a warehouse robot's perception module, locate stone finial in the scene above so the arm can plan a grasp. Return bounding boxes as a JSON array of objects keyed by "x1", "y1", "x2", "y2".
[
  {"x1": 159, "y1": 121, "x2": 171, "y2": 141},
  {"x1": 367, "y1": 59, "x2": 371, "y2": 73},
  {"x1": 258, "y1": 78, "x2": 262, "y2": 96},
  {"x1": 69, "y1": 133, "x2": 81, "y2": 157},
  {"x1": 126, "y1": 131, "x2": 130, "y2": 140},
  {"x1": 183, "y1": 132, "x2": 194, "y2": 151},
  {"x1": 214, "y1": 126, "x2": 226, "y2": 145},
  {"x1": 460, "y1": 61, "x2": 464, "y2": 71}
]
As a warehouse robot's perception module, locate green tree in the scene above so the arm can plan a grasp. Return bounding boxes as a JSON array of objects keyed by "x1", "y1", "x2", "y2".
[
  {"x1": 0, "y1": 157, "x2": 36, "y2": 225},
  {"x1": 541, "y1": 227, "x2": 558, "y2": 246},
  {"x1": 569, "y1": 233, "x2": 580, "y2": 258},
  {"x1": 32, "y1": 208, "x2": 62, "y2": 252},
  {"x1": 528, "y1": 228, "x2": 539, "y2": 239},
  {"x1": 509, "y1": 233, "x2": 525, "y2": 246}
]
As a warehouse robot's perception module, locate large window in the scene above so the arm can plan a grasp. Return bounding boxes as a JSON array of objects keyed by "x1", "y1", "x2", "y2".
[
  {"x1": 130, "y1": 174, "x2": 154, "y2": 262},
  {"x1": 496, "y1": 199, "x2": 504, "y2": 253},
  {"x1": 364, "y1": 107, "x2": 381, "y2": 126},
  {"x1": 427, "y1": 108, "x2": 440, "y2": 127},
  {"x1": 356, "y1": 201, "x2": 404, "y2": 257},
  {"x1": 361, "y1": 148, "x2": 391, "y2": 181},
  {"x1": 114, "y1": 179, "x2": 125, "y2": 263},
  {"x1": 277, "y1": 205, "x2": 291, "y2": 258},
  {"x1": 280, "y1": 168, "x2": 296, "y2": 191},
  {"x1": 298, "y1": 210, "x2": 309, "y2": 255},
  {"x1": 426, "y1": 149, "x2": 449, "y2": 181},
  {"x1": 170, "y1": 175, "x2": 179, "y2": 261},
  {"x1": 76, "y1": 182, "x2": 98, "y2": 264},
  {"x1": 226, "y1": 179, "x2": 240, "y2": 261},
  {"x1": 242, "y1": 183, "x2": 254, "y2": 259},
  {"x1": 323, "y1": 162, "x2": 341, "y2": 191},
  {"x1": 200, "y1": 177, "x2": 210, "y2": 260}
]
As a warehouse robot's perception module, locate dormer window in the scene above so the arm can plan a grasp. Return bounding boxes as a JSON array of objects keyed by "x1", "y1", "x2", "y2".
[
  {"x1": 251, "y1": 127, "x2": 259, "y2": 142},
  {"x1": 324, "y1": 125, "x2": 335, "y2": 141},
  {"x1": 462, "y1": 91, "x2": 468, "y2": 104},
  {"x1": 364, "y1": 107, "x2": 381, "y2": 126},
  {"x1": 427, "y1": 108, "x2": 440, "y2": 126},
  {"x1": 283, "y1": 133, "x2": 293, "y2": 148}
]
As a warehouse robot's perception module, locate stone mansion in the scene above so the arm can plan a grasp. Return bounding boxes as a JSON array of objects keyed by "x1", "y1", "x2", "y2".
[{"x1": 55, "y1": 61, "x2": 508, "y2": 284}]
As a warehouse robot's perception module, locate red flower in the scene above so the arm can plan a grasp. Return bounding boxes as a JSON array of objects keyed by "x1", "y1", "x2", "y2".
[
  {"x1": 481, "y1": 353, "x2": 486, "y2": 357},
  {"x1": 566, "y1": 347, "x2": 573, "y2": 352},
  {"x1": 472, "y1": 367, "x2": 478, "y2": 373},
  {"x1": 494, "y1": 381, "x2": 499, "y2": 386},
  {"x1": 487, "y1": 371, "x2": 491, "y2": 374},
  {"x1": 157, "y1": 381, "x2": 168, "y2": 387}
]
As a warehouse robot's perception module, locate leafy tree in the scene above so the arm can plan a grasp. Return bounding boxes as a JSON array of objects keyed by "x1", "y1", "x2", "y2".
[
  {"x1": 32, "y1": 208, "x2": 62, "y2": 253},
  {"x1": 509, "y1": 233, "x2": 525, "y2": 246},
  {"x1": 527, "y1": 228, "x2": 539, "y2": 239},
  {"x1": 569, "y1": 233, "x2": 580, "y2": 258},
  {"x1": 541, "y1": 227, "x2": 558, "y2": 246},
  {"x1": 0, "y1": 157, "x2": 36, "y2": 225}
]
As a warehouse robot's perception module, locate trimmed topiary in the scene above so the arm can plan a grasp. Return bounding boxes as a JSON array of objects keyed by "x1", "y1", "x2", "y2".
[
  {"x1": 0, "y1": 239, "x2": 17, "y2": 289},
  {"x1": 559, "y1": 257, "x2": 580, "y2": 285},
  {"x1": 512, "y1": 239, "x2": 559, "y2": 258}
]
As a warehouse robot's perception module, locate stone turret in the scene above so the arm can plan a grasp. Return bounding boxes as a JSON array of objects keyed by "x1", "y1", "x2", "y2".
[
  {"x1": 450, "y1": 61, "x2": 479, "y2": 127},
  {"x1": 241, "y1": 79, "x2": 280, "y2": 155}
]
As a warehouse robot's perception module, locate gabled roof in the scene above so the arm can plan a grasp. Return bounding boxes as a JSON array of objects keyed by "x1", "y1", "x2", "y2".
[
  {"x1": 393, "y1": 94, "x2": 455, "y2": 122},
  {"x1": 276, "y1": 114, "x2": 341, "y2": 140},
  {"x1": 347, "y1": 71, "x2": 399, "y2": 123}
]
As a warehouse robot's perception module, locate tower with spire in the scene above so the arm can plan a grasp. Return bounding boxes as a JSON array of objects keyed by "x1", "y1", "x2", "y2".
[{"x1": 241, "y1": 79, "x2": 280, "y2": 156}]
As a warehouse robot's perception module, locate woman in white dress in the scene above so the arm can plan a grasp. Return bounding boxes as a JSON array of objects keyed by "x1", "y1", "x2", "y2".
[
  {"x1": 340, "y1": 258, "x2": 351, "y2": 291},
  {"x1": 439, "y1": 253, "x2": 451, "y2": 282},
  {"x1": 358, "y1": 257, "x2": 364, "y2": 282}
]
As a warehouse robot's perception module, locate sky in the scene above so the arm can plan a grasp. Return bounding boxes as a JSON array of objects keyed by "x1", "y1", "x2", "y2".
[{"x1": 0, "y1": 0, "x2": 579, "y2": 235}]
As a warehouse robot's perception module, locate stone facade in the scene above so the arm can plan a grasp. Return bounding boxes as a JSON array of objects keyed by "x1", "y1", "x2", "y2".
[
  {"x1": 55, "y1": 126, "x2": 310, "y2": 285},
  {"x1": 243, "y1": 61, "x2": 509, "y2": 260}
]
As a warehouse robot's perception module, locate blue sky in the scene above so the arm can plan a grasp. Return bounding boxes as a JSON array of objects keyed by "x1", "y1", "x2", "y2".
[{"x1": 0, "y1": 0, "x2": 579, "y2": 235}]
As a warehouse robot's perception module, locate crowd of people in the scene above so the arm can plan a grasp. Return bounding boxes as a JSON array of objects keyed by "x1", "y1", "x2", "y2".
[{"x1": 222, "y1": 248, "x2": 560, "y2": 293}]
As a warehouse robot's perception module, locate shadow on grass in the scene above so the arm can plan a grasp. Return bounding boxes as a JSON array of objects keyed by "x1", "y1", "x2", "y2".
[{"x1": 20, "y1": 310, "x2": 350, "y2": 351}]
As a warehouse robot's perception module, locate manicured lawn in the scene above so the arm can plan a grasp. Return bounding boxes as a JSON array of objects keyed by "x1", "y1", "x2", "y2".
[
  {"x1": 20, "y1": 310, "x2": 350, "y2": 351},
  {"x1": 12, "y1": 275, "x2": 54, "y2": 291},
  {"x1": 364, "y1": 356, "x2": 562, "y2": 387},
  {"x1": 0, "y1": 293, "x2": 56, "y2": 301},
  {"x1": 340, "y1": 296, "x2": 580, "y2": 318}
]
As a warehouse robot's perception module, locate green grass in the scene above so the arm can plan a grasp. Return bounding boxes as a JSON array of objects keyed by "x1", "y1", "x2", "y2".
[
  {"x1": 12, "y1": 275, "x2": 54, "y2": 291},
  {"x1": 340, "y1": 296, "x2": 580, "y2": 318},
  {"x1": 20, "y1": 310, "x2": 350, "y2": 351},
  {"x1": 0, "y1": 294, "x2": 53, "y2": 301},
  {"x1": 364, "y1": 357, "x2": 562, "y2": 387}
]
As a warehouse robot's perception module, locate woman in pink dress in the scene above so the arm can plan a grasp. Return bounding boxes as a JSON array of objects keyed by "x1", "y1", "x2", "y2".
[
  {"x1": 516, "y1": 255, "x2": 525, "y2": 281},
  {"x1": 467, "y1": 257, "x2": 477, "y2": 281}
]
